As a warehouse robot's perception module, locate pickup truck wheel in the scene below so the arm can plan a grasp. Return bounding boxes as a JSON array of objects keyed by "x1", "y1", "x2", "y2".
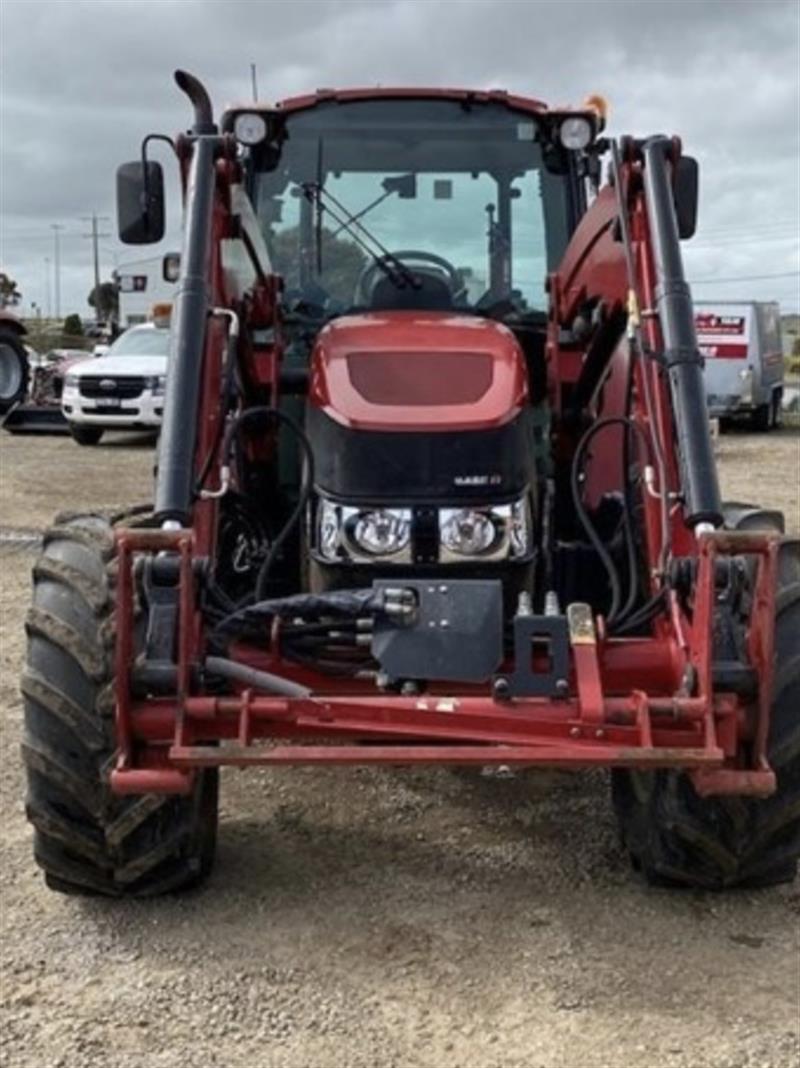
[
  {"x1": 22, "y1": 515, "x2": 219, "y2": 896},
  {"x1": 69, "y1": 425, "x2": 104, "y2": 446},
  {"x1": 612, "y1": 508, "x2": 800, "y2": 889},
  {"x1": 751, "y1": 403, "x2": 771, "y2": 432},
  {"x1": 0, "y1": 329, "x2": 29, "y2": 414}
]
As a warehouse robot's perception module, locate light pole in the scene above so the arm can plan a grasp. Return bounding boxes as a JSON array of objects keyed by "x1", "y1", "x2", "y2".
[
  {"x1": 50, "y1": 224, "x2": 64, "y2": 320},
  {"x1": 44, "y1": 256, "x2": 52, "y2": 319},
  {"x1": 82, "y1": 213, "x2": 111, "y2": 324}
]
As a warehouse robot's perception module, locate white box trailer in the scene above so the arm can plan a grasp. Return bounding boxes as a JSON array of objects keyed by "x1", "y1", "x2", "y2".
[
  {"x1": 695, "y1": 301, "x2": 784, "y2": 430},
  {"x1": 115, "y1": 255, "x2": 177, "y2": 327}
]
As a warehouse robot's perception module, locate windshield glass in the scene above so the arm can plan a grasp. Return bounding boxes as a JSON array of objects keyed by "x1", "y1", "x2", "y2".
[
  {"x1": 251, "y1": 99, "x2": 574, "y2": 318},
  {"x1": 108, "y1": 328, "x2": 170, "y2": 357}
]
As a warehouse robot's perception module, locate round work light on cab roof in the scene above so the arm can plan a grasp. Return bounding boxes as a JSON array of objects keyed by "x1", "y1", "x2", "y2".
[
  {"x1": 234, "y1": 112, "x2": 267, "y2": 146},
  {"x1": 559, "y1": 116, "x2": 593, "y2": 151}
]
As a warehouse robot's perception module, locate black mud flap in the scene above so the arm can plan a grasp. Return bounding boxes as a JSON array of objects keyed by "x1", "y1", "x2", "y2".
[{"x1": 371, "y1": 579, "x2": 503, "y2": 684}]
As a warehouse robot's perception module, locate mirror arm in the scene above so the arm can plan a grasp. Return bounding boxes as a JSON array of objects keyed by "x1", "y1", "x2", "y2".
[{"x1": 139, "y1": 134, "x2": 176, "y2": 228}]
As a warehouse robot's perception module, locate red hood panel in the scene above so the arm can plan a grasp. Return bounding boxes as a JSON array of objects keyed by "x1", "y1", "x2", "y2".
[{"x1": 309, "y1": 312, "x2": 528, "y2": 432}]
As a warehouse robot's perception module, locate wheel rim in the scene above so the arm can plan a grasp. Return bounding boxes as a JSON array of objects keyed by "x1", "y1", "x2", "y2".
[{"x1": 0, "y1": 343, "x2": 23, "y2": 401}]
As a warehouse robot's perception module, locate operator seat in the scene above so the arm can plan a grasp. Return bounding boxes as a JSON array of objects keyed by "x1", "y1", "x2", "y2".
[{"x1": 369, "y1": 272, "x2": 454, "y2": 311}]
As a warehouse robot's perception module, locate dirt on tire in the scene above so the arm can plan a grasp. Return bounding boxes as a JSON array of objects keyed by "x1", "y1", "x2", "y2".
[{"x1": 1, "y1": 428, "x2": 798, "y2": 1068}]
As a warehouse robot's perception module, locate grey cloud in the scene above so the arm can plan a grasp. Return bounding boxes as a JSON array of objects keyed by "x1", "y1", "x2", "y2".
[{"x1": 1, "y1": 0, "x2": 798, "y2": 315}]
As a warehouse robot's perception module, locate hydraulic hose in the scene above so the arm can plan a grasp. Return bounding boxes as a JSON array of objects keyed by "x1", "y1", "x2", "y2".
[
  {"x1": 570, "y1": 416, "x2": 653, "y2": 628},
  {"x1": 204, "y1": 656, "x2": 310, "y2": 697}
]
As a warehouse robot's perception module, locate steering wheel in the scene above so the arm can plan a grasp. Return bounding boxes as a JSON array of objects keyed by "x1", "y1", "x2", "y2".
[{"x1": 355, "y1": 250, "x2": 464, "y2": 305}]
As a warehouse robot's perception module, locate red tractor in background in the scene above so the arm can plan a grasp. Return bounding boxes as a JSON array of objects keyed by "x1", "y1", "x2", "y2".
[{"x1": 22, "y1": 72, "x2": 798, "y2": 896}]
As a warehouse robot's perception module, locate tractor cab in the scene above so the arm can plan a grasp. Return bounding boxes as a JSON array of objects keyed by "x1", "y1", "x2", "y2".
[
  {"x1": 240, "y1": 95, "x2": 587, "y2": 321},
  {"x1": 223, "y1": 95, "x2": 601, "y2": 603}
]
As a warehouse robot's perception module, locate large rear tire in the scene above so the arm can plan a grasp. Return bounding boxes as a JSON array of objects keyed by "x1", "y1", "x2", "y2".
[
  {"x1": 22, "y1": 515, "x2": 219, "y2": 896},
  {"x1": 0, "y1": 328, "x2": 29, "y2": 414},
  {"x1": 612, "y1": 507, "x2": 800, "y2": 889}
]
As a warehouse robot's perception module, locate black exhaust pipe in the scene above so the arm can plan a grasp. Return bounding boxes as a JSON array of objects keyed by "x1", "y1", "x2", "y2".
[
  {"x1": 154, "y1": 72, "x2": 219, "y2": 524},
  {"x1": 174, "y1": 69, "x2": 217, "y2": 136},
  {"x1": 641, "y1": 137, "x2": 722, "y2": 529}
]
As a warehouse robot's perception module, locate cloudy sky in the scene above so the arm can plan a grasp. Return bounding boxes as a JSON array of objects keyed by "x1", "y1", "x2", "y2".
[{"x1": 1, "y1": 0, "x2": 798, "y2": 317}]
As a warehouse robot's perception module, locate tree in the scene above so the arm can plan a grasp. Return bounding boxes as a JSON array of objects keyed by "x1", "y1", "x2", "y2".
[
  {"x1": 0, "y1": 271, "x2": 22, "y2": 308},
  {"x1": 270, "y1": 227, "x2": 367, "y2": 306},
  {"x1": 88, "y1": 280, "x2": 119, "y2": 322},
  {"x1": 63, "y1": 314, "x2": 84, "y2": 336},
  {"x1": 792, "y1": 336, "x2": 800, "y2": 359}
]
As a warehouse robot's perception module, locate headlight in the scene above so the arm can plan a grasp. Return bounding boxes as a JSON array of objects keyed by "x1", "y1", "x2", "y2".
[
  {"x1": 317, "y1": 500, "x2": 412, "y2": 563},
  {"x1": 64, "y1": 375, "x2": 79, "y2": 390},
  {"x1": 559, "y1": 116, "x2": 593, "y2": 151},
  {"x1": 314, "y1": 495, "x2": 530, "y2": 565},
  {"x1": 144, "y1": 375, "x2": 167, "y2": 396},
  {"x1": 348, "y1": 510, "x2": 411, "y2": 557},
  {"x1": 439, "y1": 499, "x2": 530, "y2": 562},
  {"x1": 440, "y1": 509, "x2": 497, "y2": 556}
]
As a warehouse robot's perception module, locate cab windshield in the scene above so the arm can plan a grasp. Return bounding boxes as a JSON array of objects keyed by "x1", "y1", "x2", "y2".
[{"x1": 251, "y1": 99, "x2": 576, "y2": 319}]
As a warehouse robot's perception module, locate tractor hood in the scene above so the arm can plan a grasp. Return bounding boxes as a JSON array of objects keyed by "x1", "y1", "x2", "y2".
[{"x1": 308, "y1": 312, "x2": 527, "y2": 432}]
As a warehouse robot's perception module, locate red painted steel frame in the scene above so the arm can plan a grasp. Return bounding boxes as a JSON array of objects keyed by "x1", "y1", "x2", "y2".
[
  {"x1": 110, "y1": 525, "x2": 780, "y2": 800},
  {"x1": 108, "y1": 105, "x2": 780, "y2": 803}
]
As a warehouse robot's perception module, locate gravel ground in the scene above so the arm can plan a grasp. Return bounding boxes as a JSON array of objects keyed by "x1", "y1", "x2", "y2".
[{"x1": 1, "y1": 427, "x2": 799, "y2": 1068}]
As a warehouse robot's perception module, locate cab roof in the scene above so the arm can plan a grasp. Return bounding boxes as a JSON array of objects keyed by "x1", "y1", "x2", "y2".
[{"x1": 222, "y1": 87, "x2": 604, "y2": 127}]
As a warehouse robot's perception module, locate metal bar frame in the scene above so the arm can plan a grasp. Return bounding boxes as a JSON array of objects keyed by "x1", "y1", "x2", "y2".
[{"x1": 110, "y1": 527, "x2": 780, "y2": 800}]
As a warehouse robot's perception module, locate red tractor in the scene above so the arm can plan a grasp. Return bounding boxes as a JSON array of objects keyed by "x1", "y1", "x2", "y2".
[{"x1": 22, "y1": 72, "x2": 798, "y2": 895}]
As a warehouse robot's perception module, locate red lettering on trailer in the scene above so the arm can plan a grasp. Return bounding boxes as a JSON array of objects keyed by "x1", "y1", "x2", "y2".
[
  {"x1": 699, "y1": 343, "x2": 748, "y2": 359},
  {"x1": 695, "y1": 314, "x2": 746, "y2": 336}
]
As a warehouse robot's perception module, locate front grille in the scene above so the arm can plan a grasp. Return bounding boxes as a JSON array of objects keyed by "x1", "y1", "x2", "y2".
[
  {"x1": 92, "y1": 405, "x2": 140, "y2": 416},
  {"x1": 79, "y1": 376, "x2": 146, "y2": 400}
]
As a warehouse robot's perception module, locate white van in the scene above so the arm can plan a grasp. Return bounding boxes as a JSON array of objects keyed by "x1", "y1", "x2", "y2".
[
  {"x1": 61, "y1": 323, "x2": 170, "y2": 445},
  {"x1": 696, "y1": 301, "x2": 784, "y2": 430}
]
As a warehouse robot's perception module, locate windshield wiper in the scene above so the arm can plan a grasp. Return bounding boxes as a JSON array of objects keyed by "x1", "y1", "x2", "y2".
[{"x1": 301, "y1": 182, "x2": 420, "y2": 292}]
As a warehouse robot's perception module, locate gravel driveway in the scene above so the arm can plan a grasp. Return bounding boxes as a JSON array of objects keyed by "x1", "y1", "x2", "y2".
[{"x1": 1, "y1": 428, "x2": 798, "y2": 1068}]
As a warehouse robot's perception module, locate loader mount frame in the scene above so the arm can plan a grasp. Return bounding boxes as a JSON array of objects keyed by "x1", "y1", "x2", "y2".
[{"x1": 111, "y1": 527, "x2": 779, "y2": 800}]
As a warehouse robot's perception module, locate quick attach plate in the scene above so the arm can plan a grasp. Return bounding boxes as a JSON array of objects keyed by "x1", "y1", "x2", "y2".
[
  {"x1": 494, "y1": 613, "x2": 570, "y2": 698},
  {"x1": 371, "y1": 579, "x2": 503, "y2": 684}
]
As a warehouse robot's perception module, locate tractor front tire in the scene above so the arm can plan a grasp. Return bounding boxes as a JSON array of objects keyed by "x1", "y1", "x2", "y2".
[
  {"x1": 22, "y1": 515, "x2": 219, "y2": 896},
  {"x1": 613, "y1": 514, "x2": 800, "y2": 890}
]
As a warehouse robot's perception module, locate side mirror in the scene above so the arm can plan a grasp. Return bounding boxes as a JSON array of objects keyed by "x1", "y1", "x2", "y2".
[
  {"x1": 674, "y1": 156, "x2": 699, "y2": 240},
  {"x1": 117, "y1": 161, "x2": 165, "y2": 244}
]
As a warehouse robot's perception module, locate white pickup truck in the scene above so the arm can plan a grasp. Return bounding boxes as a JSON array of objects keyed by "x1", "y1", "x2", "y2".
[
  {"x1": 696, "y1": 301, "x2": 784, "y2": 431},
  {"x1": 61, "y1": 322, "x2": 170, "y2": 444}
]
